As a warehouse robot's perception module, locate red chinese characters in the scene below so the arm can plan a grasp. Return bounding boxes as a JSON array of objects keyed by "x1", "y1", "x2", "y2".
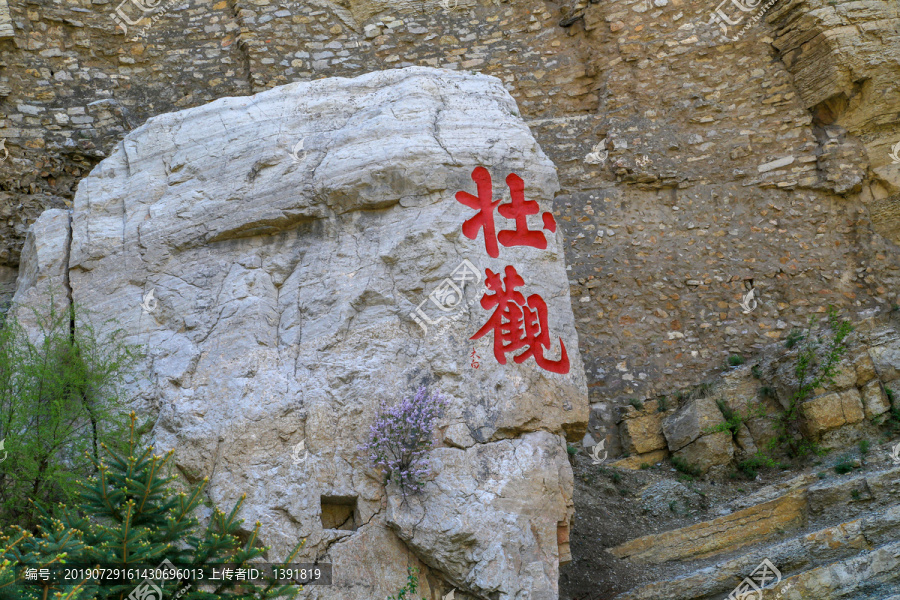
[
  {"x1": 455, "y1": 167, "x2": 557, "y2": 259},
  {"x1": 470, "y1": 266, "x2": 569, "y2": 374},
  {"x1": 456, "y1": 166, "x2": 569, "y2": 375}
]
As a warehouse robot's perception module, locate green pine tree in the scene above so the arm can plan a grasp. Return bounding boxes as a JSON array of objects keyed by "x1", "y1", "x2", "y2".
[
  {"x1": 1, "y1": 413, "x2": 306, "y2": 600},
  {"x1": 0, "y1": 516, "x2": 91, "y2": 600}
]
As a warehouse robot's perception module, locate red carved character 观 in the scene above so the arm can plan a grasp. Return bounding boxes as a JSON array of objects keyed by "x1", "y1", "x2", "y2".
[{"x1": 470, "y1": 265, "x2": 569, "y2": 374}]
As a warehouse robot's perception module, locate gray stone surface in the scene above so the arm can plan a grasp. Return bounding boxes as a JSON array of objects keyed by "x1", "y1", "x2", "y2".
[
  {"x1": 861, "y1": 379, "x2": 891, "y2": 418},
  {"x1": 673, "y1": 431, "x2": 734, "y2": 475},
  {"x1": 386, "y1": 431, "x2": 574, "y2": 600},
  {"x1": 9, "y1": 208, "x2": 71, "y2": 343},
  {"x1": 870, "y1": 343, "x2": 900, "y2": 382},
  {"x1": 0, "y1": 0, "x2": 12, "y2": 39},
  {"x1": 662, "y1": 397, "x2": 725, "y2": 453},
  {"x1": 638, "y1": 479, "x2": 703, "y2": 517}
]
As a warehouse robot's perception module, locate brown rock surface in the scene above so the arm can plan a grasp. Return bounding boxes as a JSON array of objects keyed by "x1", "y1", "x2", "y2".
[
  {"x1": 608, "y1": 490, "x2": 807, "y2": 564},
  {"x1": 861, "y1": 380, "x2": 891, "y2": 418},
  {"x1": 801, "y1": 389, "x2": 865, "y2": 437},
  {"x1": 620, "y1": 413, "x2": 667, "y2": 455},
  {"x1": 609, "y1": 449, "x2": 668, "y2": 470},
  {"x1": 771, "y1": 0, "x2": 900, "y2": 240},
  {"x1": 672, "y1": 431, "x2": 734, "y2": 475}
]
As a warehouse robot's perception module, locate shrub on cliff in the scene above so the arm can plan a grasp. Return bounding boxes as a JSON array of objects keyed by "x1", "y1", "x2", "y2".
[
  {"x1": 0, "y1": 413, "x2": 305, "y2": 600},
  {"x1": 771, "y1": 307, "x2": 852, "y2": 457},
  {"x1": 386, "y1": 567, "x2": 427, "y2": 600},
  {"x1": 0, "y1": 294, "x2": 142, "y2": 530},
  {"x1": 359, "y1": 386, "x2": 448, "y2": 498}
]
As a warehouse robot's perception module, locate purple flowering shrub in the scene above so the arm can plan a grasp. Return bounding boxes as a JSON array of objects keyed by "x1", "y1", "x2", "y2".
[{"x1": 358, "y1": 386, "x2": 448, "y2": 496}]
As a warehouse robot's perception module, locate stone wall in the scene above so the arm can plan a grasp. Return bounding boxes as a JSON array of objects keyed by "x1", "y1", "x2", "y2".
[
  {"x1": 0, "y1": 0, "x2": 898, "y2": 455},
  {"x1": 0, "y1": 0, "x2": 13, "y2": 38}
]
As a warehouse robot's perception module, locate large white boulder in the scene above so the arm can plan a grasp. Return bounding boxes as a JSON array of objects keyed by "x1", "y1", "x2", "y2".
[{"x1": 13, "y1": 66, "x2": 588, "y2": 600}]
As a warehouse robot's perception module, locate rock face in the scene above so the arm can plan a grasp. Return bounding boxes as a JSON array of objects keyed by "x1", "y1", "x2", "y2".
[
  {"x1": 386, "y1": 432, "x2": 576, "y2": 598},
  {"x1": 11, "y1": 67, "x2": 588, "y2": 600},
  {"x1": 2, "y1": 0, "x2": 900, "y2": 466},
  {"x1": 607, "y1": 319, "x2": 900, "y2": 475},
  {"x1": 662, "y1": 397, "x2": 724, "y2": 453},
  {"x1": 770, "y1": 0, "x2": 900, "y2": 241},
  {"x1": 9, "y1": 208, "x2": 70, "y2": 340},
  {"x1": 609, "y1": 489, "x2": 807, "y2": 564}
]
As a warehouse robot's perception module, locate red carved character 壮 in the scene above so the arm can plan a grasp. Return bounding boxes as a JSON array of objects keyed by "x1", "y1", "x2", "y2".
[{"x1": 455, "y1": 167, "x2": 557, "y2": 258}]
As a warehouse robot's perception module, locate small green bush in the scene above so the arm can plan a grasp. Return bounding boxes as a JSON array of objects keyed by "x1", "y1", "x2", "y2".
[
  {"x1": 727, "y1": 354, "x2": 745, "y2": 367},
  {"x1": 706, "y1": 400, "x2": 766, "y2": 439},
  {"x1": 707, "y1": 399, "x2": 740, "y2": 436},
  {"x1": 671, "y1": 456, "x2": 702, "y2": 477},
  {"x1": 834, "y1": 455, "x2": 858, "y2": 475},
  {"x1": 736, "y1": 452, "x2": 778, "y2": 479},
  {"x1": 386, "y1": 567, "x2": 427, "y2": 600},
  {"x1": 883, "y1": 406, "x2": 900, "y2": 435},
  {"x1": 858, "y1": 439, "x2": 870, "y2": 456},
  {"x1": 785, "y1": 328, "x2": 804, "y2": 349},
  {"x1": 639, "y1": 463, "x2": 650, "y2": 470},
  {"x1": 0, "y1": 293, "x2": 142, "y2": 530},
  {"x1": 657, "y1": 396, "x2": 669, "y2": 412},
  {"x1": 774, "y1": 308, "x2": 853, "y2": 458},
  {"x1": 566, "y1": 444, "x2": 578, "y2": 456},
  {"x1": 628, "y1": 398, "x2": 644, "y2": 410},
  {"x1": 751, "y1": 364, "x2": 762, "y2": 379}
]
